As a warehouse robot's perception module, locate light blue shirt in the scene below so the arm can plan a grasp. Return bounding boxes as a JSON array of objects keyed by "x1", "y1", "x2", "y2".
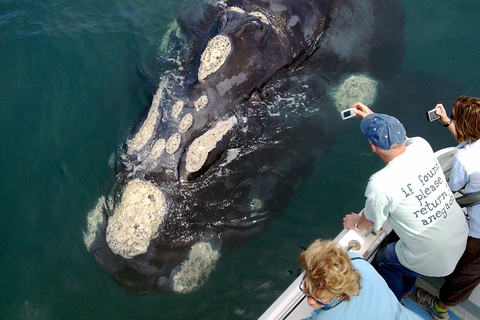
[
  {"x1": 302, "y1": 252, "x2": 422, "y2": 320},
  {"x1": 449, "y1": 140, "x2": 480, "y2": 239}
]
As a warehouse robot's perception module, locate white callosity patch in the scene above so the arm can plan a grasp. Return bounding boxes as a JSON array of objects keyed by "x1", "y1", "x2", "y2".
[
  {"x1": 198, "y1": 35, "x2": 231, "y2": 81},
  {"x1": 150, "y1": 138, "x2": 166, "y2": 159},
  {"x1": 106, "y1": 179, "x2": 167, "y2": 259},
  {"x1": 171, "y1": 100, "x2": 184, "y2": 119},
  {"x1": 83, "y1": 196, "x2": 106, "y2": 250},
  {"x1": 166, "y1": 132, "x2": 181, "y2": 154},
  {"x1": 172, "y1": 242, "x2": 220, "y2": 293},
  {"x1": 229, "y1": 6, "x2": 245, "y2": 14},
  {"x1": 330, "y1": 74, "x2": 378, "y2": 111},
  {"x1": 194, "y1": 95, "x2": 208, "y2": 111},
  {"x1": 249, "y1": 11, "x2": 270, "y2": 24},
  {"x1": 186, "y1": 116, "x2": 237, "y2": 173},
  {"x1": 178, "y1": 113, "x2": 193, "y2": 133},
  {"x1": 127, "y1": 85, "x2": 164, "y2": 154}
]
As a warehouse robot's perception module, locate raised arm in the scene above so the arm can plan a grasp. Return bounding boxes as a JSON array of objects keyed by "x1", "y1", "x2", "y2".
[
  {"x1": 435, "y1": 103, "x2": 457, "y2": 139},
  {"x1": 352, "y1": 102, "x2": 374, "y2": 119}
]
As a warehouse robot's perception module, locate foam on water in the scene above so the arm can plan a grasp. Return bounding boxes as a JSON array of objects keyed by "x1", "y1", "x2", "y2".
[
  {"x1": 83, "y1": 196, "x2": 106, "y2": 250},
  {"x1": 171, "y1": 100, "x2": 184, "y2": 119}
]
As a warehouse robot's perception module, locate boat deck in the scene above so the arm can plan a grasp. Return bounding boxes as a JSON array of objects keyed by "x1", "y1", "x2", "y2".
[
  {"x1": 402, "y1": 293, "x2": 462, "y2": 320},
  {"x1": 409, "y1": 278, "x2": 480, "y2": 320}
]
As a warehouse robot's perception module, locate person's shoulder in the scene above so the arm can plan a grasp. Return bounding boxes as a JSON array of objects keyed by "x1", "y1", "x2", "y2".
[
  {"x1": 405, "y1": 137, "x2": 433, "y2": 153},
  {"x1": 347, "y1": 251, "x2": 363, "y2": 259},
  {"x1": 406, "y1": 136, "x2": 429, "y2": 146},
  {"x1": 366, "y1": 170, "x2": 386, "y2": 188},
  {"x1": 462, "y1": 139, "x2": 480, "y2": 151},
  {"x1": 457, "y1": 139, "x2": 480, "y2": 163}
]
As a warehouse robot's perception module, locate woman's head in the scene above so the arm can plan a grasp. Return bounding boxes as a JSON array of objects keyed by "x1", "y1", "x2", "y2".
[
  {"x1": 299, "y1": 240, "x2": 361, "y2": 306},
  {"x1": 452, "y1": 95, "x2": 480, "y2": 143}
]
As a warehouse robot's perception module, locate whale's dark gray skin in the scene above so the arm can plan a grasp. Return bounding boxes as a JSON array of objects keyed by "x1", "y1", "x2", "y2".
[{"x1": 84, "y1": 0, "x2": 405, "y2": 294}]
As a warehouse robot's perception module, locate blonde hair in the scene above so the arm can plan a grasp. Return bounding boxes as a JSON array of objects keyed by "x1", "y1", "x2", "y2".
[
  {"x1": 299, "y1": 240, "x2": 361, "y2": 301},
  {"x1": 452, "y1": 95, "x2": 480, "y2": 143}
]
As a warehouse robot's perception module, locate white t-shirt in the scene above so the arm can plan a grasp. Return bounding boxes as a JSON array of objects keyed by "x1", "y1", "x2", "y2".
[
  {"x1": 364, "y1": 137, "x2": 468, "y2": 276},
  {"x1": 449, "y1": 139, "x2": 480, "y2": 239}
]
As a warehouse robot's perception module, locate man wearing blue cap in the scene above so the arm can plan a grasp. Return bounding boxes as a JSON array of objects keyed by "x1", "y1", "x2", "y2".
[{"x1": 343, "y1": 102, "x2": 468, "y2": 307}]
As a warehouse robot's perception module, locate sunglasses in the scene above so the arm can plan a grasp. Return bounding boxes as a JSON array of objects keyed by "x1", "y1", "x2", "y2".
[{"x1": 299, "y1": 277, "x2": 342, "y2": 309}]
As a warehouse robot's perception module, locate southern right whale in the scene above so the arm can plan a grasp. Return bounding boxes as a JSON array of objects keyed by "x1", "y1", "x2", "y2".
[{"x1": 84, "y1": 0, "x2": 405, "y2": 294}]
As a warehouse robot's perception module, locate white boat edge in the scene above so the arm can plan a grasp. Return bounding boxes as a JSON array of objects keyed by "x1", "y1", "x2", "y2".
[{"x1": 259, "y1": 147, "x2": 480, "y2": 320}]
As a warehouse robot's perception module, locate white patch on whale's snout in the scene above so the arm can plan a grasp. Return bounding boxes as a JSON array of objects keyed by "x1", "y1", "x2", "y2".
[
  {"x1": 229, "y1": 6, "x2": 245, "y2": 14},
  {"x1": 178, "y1": 113, "x2": 193, "y2": 133},
  {"x1": 198, "y1": 35, "x2": 231, "y2": 81},
  {"x1": 83, "y1": 196, "x2": 106, "y2": 250},
  {"x1": 127, "y1": 85, "x2": 164, "y2": 154},
  {"x1": 106, "y1": 179, "x2": 167, "y2": 259},
  {"x1": 150, "y1": 138, "x2": 166, "y2": 159},
  {"x1": 249, "y1": 11, "x2": 270, "y2": 24},
  {"x1": 186, "y1": 116, "x2": 237, "y2": 173},
  {"x1": 330, "y1": 74, "x2": 378, "y2": 111},
  {"x1": 166, "y1": 132, "x2": 181, "y2": 154},
  {"x1": 194, "y1": 95, "x2": 209, "y2": 111},
  {"x1": 172, "y1": 241, "x2": 220, "y2": 293}
]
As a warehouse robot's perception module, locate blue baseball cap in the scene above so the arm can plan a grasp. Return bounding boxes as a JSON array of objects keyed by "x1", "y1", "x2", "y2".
[{"x1": 360, "y1": 113, "x2": 406, "y2": 150}]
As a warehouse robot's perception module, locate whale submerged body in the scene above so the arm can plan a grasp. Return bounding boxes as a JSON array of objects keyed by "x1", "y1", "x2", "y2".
[{"x1": 84, "y1": 0, "x2": 404, "y2": 294}]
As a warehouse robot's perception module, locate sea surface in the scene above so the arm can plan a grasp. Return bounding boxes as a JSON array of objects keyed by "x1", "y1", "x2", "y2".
[{"x1": 1, "y1": 0, "x2": 479, "y2": 319}]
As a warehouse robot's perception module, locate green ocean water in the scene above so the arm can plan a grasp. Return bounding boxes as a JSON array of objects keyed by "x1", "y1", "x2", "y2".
[{"x1": 0, "y1": 0, "x2": 479, "y2": 319}]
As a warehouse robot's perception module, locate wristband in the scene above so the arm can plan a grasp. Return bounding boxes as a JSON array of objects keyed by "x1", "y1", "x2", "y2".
[
  {"x1": 443, "y1": 119, "x2": 453, "y2": 127},
  {"x1": 354, "y1": 219, "x2": 360, "y2": 231}
]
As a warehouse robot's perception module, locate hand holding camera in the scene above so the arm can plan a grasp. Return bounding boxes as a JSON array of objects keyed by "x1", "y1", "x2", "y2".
[
  {"x1": 340, "y1": 102, "x2": 374, "y2": 120},
  {"x1": 341, "y1": 107, "x2": 357, "y2": 120},
  {"x1": 426, "y1": 108, "x2": 440, "y2": 122},
  {"x1": 426, "y1": 104, "x2": 452, "y2": 127}
]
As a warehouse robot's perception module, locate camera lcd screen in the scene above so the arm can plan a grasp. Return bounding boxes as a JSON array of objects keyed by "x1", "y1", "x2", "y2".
[
  {"x1": 341, "y1": 108, "x2": 356, "y2": 120},
  {"x1": 426, "y1": 109, "x2": 440, "y2": 122}
]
